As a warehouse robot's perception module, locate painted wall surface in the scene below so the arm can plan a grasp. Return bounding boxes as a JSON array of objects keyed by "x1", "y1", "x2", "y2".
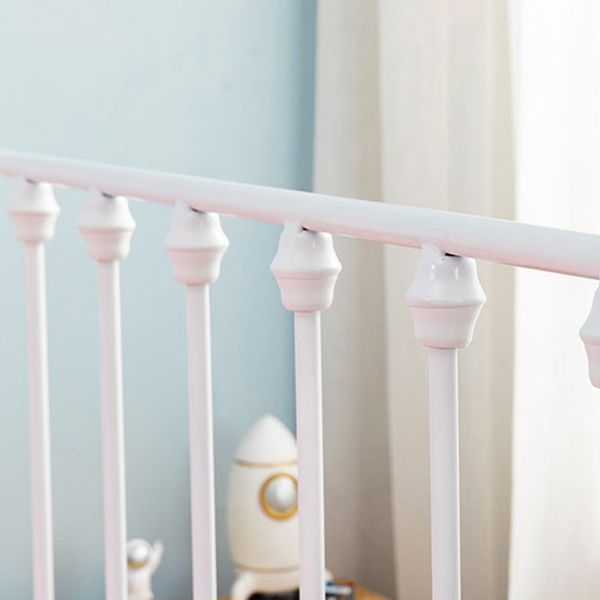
[{"x1": 0, "y1": 1, "x2": 315, "y2": 598}]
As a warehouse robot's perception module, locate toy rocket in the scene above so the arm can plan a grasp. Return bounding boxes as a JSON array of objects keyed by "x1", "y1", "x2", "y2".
[{"x1": 227, "y1": 415, "x2": 303, "y2": 600}]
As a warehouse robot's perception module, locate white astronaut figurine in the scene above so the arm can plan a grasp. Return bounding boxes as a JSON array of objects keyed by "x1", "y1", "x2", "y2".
[
  {"x1": 227, "y1": 415, "x2": 332, "y2": 600},
  {"x1": 127, "y1": 538, "x2": 164, "y2": 600}
]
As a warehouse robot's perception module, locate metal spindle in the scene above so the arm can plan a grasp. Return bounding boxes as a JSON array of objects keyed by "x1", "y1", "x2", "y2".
[
  {"x1": 428, "y1": 348, "x2": 460, "y2": 599},
  {"x1": 97, "y1": 259, "x2": 127, "y2": 599},
  {"x1": 166, "y1": 202, "x2": 228, "y2": 600},
  {"x1": 9, "y1": 180, "x2": 60, "y2": 600},
  {"x1": 294, "y1": 311, "x2": 325, "y2": 599},
  {"x1": 407, "y1": 245, "x2": 485, "y2": 600},
  {"x1": 80, "y1": 191, "x2": 135, "y2": 600},
  {"x1": 271, "y1": 223, "x2": 341, "y2": 599},
  {"x1": 581, "y1": 281, "x2": 600, "y2": 387}
]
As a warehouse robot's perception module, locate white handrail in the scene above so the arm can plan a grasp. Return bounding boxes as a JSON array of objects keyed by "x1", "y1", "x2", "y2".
[
  {"x1": 3, "y1": 148, "x2": 600, "y2": 600},
  {"x1": 0, "y1": 148, "x2": 599, "y2": 279}
]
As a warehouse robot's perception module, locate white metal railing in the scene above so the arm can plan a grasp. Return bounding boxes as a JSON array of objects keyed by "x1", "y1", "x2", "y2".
[{"x1": 2, "y1": 148, "x2": 600, "y2": 600}]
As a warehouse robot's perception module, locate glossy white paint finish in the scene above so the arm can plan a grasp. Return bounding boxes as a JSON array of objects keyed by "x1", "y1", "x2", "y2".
[
  {"x1": 581, "y1": 283, "x2": 600, "y2": 388},
  {"x1": 80, "y1": 192, "x2": 135, "y2": 600},
  {"x1": 272, "y1": 225, "x2": 340, "y2": 600},
  {"x1": 185, "y1": 284, "x2": 218, "y2": 600},
  {"x1": 428, "y1": 348, "x2": 460, "y2": 600},
  {"x1": 407, "y1": 247, "x2": 485, "y2": 600},
  {"x1": 271, "y1": 223, "x2": 341, "y2": 313},
  {"x1": 97, "y1": 261, "x2": 128, "y2": 600},
  {"x1": 25, "y1": 244, "x2": 55, "y2": 600},
  {"x1": 166, "y1": 203, "x2": 228, "y2": 600},
  {"x1": 1, "y1": 149, "x2": 599, "y2": 600},
  {"x1": 8, "y1": 180, "x2": 59, "y2": 600},
  {"x1": 294, "y1": 311, "x2": 326, "y2": 600},
  {"x1": 407, "y1": 245, "x2": 486, "y2": 350},
  {"x1": 0, "y1": 149, "x2": 599, "y2": 279}
]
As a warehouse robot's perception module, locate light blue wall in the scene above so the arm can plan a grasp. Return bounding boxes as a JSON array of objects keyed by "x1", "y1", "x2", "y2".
[{"x1": 0, "y1": 1, "x2": 316, "y2": 598}]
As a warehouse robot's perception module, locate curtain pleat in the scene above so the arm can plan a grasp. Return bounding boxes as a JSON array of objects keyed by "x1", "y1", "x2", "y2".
[{"x1": 314, "y1": 1, "x2": 514, "y2": 598}]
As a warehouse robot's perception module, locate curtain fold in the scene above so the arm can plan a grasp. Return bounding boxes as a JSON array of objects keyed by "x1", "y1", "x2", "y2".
[
  {"x1": 508, "y1": 1, "x2": 600, "y2": 598},
  {"x1": 315, "y1": 1, "x2": 514, "y2": 598},
  {"x1": 314, "y1": 2, "x2": 395, "y2": 595},
  {"x1": 316, "y1": 1, "x2": 600, "y2": 597}
]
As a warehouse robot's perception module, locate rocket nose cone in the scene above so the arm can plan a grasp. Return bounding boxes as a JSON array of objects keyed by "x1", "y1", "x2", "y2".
[{"x1": 235, "y1": 415, "x2": 297, "y2": 464}]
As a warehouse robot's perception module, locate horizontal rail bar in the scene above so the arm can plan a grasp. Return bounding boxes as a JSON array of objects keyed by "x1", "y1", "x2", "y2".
[{"x1": 0, "y1": 148, "x2": 599, "y2": 278}]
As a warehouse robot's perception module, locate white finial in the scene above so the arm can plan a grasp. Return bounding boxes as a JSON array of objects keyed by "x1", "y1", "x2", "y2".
[
  {"x1": 270, "y1": 222, "x2": 341, "y2": 312},
  {"x1": 407, "y1": 244, "x2": 486, "y2": 349},
  {"x1": 79, "y1": 190, "x2": 135, "y2": 262},
  {"x1": 165, "y1": 201, "x2": 229, "y2": 286},
  {"x1": 9, "y1": 179, "x2": 60, "y2": 243},
  {"x1": 581, "y1": 283, "x2": 600, "y2": 387},
  {"x1": 127, "y1": 538, "x2": 163, "y2": 600}
]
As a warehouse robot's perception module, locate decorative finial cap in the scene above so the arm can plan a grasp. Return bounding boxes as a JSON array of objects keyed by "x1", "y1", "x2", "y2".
[
  {"x1": 165, "y1": 201, "x2": 229, "y2": 286},
  {"x1": 407, "y1": 244, "x2": 486, "y2": 349},
  {"x1": 9, "y1": 179, "x2": 60, "y2": 243},
  {"x1": 271, "y1": 222, "x2": 341, "y2": 312},
  {"x1": 581, "y1": 284, "x2": 600, "y2": 387},
  {"x1": 79, "y1": 190, "x2": 135, "y2": 262}
]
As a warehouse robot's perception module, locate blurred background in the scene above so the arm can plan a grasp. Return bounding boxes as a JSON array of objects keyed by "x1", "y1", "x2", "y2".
[{"x1": 2, "y1": 1, "x2": 600, "y2": 599}]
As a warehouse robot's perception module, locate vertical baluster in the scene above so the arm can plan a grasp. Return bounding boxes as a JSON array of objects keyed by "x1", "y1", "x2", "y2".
[
  {"x1": 166, "y1": 202, "x2": 228, "y2": 600},
  {"x1": 9, "y1": 179, "x2": 60, "y2": 600},
  {"x1": 293, "y1": 310, "x2": 325, "y2": 599},
  {"x1": 407, "y1": 245, "x2": 485, "y2": 600},
  {"x1": 581, "y1": 281, "x2": 600, "y2": 387},
  {"x1": 427, "y1": 347, "x2": 459, "y2": 599},
  {"x1": 79, "y1": 191, "x2": 135, "y2": 600},
  {"x1": 271, "y1": 223, "x2": 341, "y2": 600}
]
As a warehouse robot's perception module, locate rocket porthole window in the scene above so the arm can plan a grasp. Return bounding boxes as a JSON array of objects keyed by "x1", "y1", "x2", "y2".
[{"x1": 259, "y1": 472, "x2": 298, "y2": 520}]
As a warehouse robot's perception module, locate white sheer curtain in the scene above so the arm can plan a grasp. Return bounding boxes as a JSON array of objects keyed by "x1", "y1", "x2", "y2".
[
  {"x1": 315, "y1": 1, "x2": 600, "y2": 599},
  {"x1": 508, "y1": 1, "x2": 600, "y2": 598},
  {"x1": 315, "y1": 1, "x2": 513, "y2": 598}
]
